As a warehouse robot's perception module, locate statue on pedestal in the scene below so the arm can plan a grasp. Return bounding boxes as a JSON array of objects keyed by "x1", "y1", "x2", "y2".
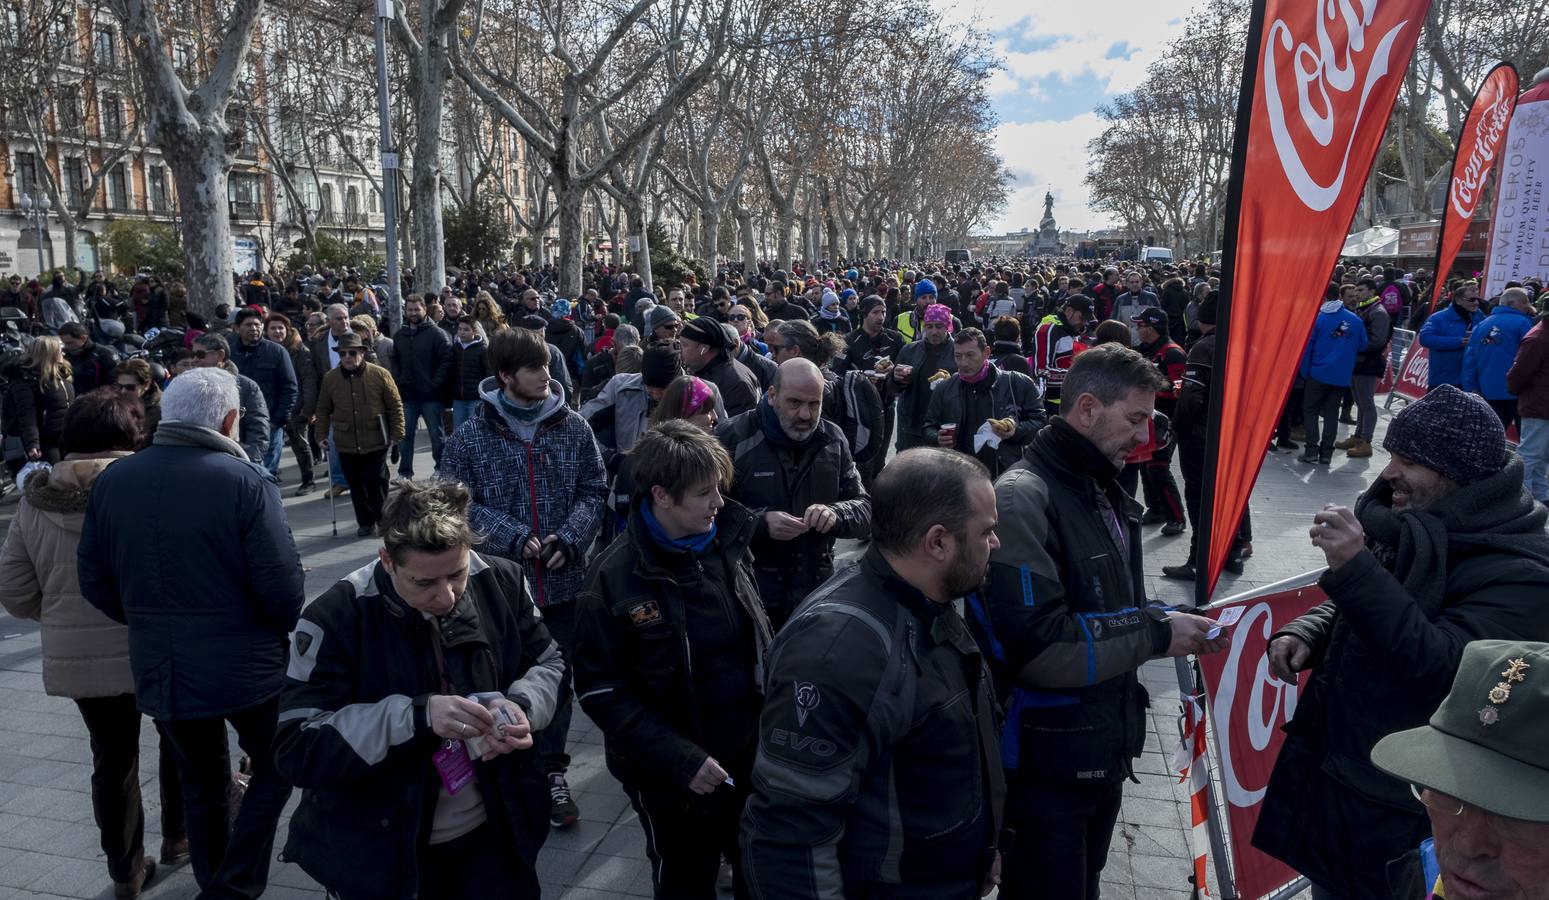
[{"x1": 1031, "y1": 190, "x2": 1063, "y2": 255}]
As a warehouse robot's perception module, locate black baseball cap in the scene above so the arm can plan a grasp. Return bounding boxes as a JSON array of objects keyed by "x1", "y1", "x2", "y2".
[
  {"x1": 1063, "y1": 295, "x2": 1094, "y2": 317},
  {"x1": 1134, "y1": 307, "x2": 1168, "y2": 329}
]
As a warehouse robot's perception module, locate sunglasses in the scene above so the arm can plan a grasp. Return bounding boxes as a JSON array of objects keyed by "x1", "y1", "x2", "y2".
[
  {"x1": 115, "y1": 382, "x2": 141, "y2": 392},
  {"x1": 729, "y1": 314, "x2": 750, "y2": 322},
  {"x1": 339, "y1": 349, "x2": 363, "y2": 357},
  {"x1": 193, "y1": 350, "x2": 220, "y2": 359}
]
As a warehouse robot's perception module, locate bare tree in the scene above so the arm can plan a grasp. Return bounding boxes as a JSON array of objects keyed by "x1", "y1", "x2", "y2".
[{"x1": 105, "y1": 0, "x2": 263, "y2": 315}]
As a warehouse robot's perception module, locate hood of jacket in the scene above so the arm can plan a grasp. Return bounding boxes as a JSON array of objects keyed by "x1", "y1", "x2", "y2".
[
  {"x1": 1318, "y1": 299, "x2": 1345, "y2": 315},
  {"x1": 477, "y1": 375, "x2": 567, "y2": 434},
  {"x1": 23, "y1": 451, "x2": 132, "y2": 530}
]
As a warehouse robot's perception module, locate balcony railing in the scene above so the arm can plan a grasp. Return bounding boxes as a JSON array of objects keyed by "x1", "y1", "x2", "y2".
[{"x1": 229, "y1": 199, "x2": 263, "y2": 219}]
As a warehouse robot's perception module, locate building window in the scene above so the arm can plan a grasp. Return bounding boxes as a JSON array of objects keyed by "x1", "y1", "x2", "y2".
[
  {"x1": 369, "y1": 188, "x2": 379, "y2": 214},
  {"x1": 14, "y1": 151, "x2": 38, "y2": 197},
  {"x1": 149, "y1": 165, "x2": 170, "y2": 211},
  {"x1": 93, "y1": 26, "x2": 114, "y2": 65},
  {"x1": 64, "y1": 157, "x2": 87, "y2": 208},
  {"x1": 107, "y1": 163, "x2": 128, "y2": 210},
  {"x1": 52, "y1": 14, "x2": 74, "y2": 61},
  {"x1": 228, "y1": 172, "x2": 261, "y2": 218},
  {"x1": 57, "y1": 85, "x2": 82, "y2": 133},
  {"x1": 173, "y1": 41, "x2": 193, "y2": 70},
  {"x1": 319, "y1": 183, "x2": 335, "y2": 216},
  {"x1": 100, "y1": 93, "x2": 121, "y2": 135}
]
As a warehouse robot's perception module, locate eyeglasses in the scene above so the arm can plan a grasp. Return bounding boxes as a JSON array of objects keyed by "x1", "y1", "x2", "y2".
[
  {"x1": 339, "y1": 349, "x2": 363, "y2": 357},
  {"x1": 1411, "y1": 785, "x2": 1463, "y2": 816}
]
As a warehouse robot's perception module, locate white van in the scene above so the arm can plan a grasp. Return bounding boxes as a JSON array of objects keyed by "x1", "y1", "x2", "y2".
[
  {"x1": 1141, "y1": 246, "x2": 1174, "y2": 264},
  {"x1": 945, "y1": 249, "x2": 973, "y2": 265}
]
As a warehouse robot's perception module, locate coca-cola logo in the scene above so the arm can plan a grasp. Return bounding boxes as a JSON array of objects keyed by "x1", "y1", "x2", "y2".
[
  {"x1": 1400, "y1": 345, "x2": 1429, "y2": 386},
  {"x1": 1262, "y1": 0, "x2": 1413, "y2": 212},
  {"x1": 1450, "y1": 89, "x2": 1515, "y2": 218},
  {"x1": 1210, "y1": 601, "x2": 1300, "y2": 807}
]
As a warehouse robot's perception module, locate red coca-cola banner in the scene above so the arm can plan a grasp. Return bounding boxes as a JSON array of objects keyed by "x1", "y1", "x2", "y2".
[
  {"x1": 1430, "y1": 64, "x2": 1520, "y2": 310},
  {"x1": 1198, "y1": 576, "x2": 1325, "y2": 900},
  {"x1": 1199, "y1": 0, "x2": 1432, "y2": 602},
  {"x1": 1391, "y1": 342, "x2": 1430, "y2": 402}
]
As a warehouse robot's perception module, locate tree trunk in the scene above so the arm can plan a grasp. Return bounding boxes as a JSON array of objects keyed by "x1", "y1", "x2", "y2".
[
  {"x1": 60, "y1": 213, "x2": 79, "y2": 272},
  {"x1": 625, "y1": 196, "x2": 653, "y2": 290},
  {"x1": 736, "y1": 206, "x2": 756, "y2": 275},
  {"x1": 411, "y1": 54, "x2": 449, "y2": 296},
  {"x1": 171, "y1": 142, "x2": 236, "y2": 318},
  {"x1": 701, "y1": 202, "x2": 721, "y2": 272},
  {"x1": 776, "y1": 209, "x2": 793, "y2": 272},
  {"x1": 556, "y1": 184, "x2": 584, "y2": 298},
  {"x1": 609, "y1": 203, "x2": 622, "y2": 270}
]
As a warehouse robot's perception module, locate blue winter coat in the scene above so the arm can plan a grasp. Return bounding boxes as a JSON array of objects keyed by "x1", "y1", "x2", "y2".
[
  {"x1": 1299, "y1": 302, "x2": 1368, "y2": 388},
  {"x1": 1418, "y1": 303, "x2": 1485, "y2": 389},
  {"x1": 438, "y1": 380, "x2": 608, "y2": 607},
  {"x1": 77, "y1": 428, "x2": 305, "y2": 720},
  {"x1": 1463, "y1": 305, "x2": 1535, "y2": 400},
  {"x1": 229, "y1": 336, "x2": 299, "y2": 424}
]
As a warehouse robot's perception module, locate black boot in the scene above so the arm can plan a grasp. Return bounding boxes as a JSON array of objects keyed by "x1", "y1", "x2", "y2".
[{"x1": 1162, "y1": 563, "x2": 1196, "y2": 580}]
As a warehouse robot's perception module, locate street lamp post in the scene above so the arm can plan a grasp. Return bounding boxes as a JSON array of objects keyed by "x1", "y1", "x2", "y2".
[
  {"x1": 373, "y1": 0, "x2": 402, "y2": 333},
  {"x1": 17, "y1": 192, "x2": 52, "y2": 277}
]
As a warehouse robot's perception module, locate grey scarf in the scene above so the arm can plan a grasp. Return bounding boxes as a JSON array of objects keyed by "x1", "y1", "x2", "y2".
[
  {"x1": 153, "y1": 419, "x2": 251, "y2": 463},
  {"x1": 1355, "y1": 455, "x2": 1549, "y2": 617}
]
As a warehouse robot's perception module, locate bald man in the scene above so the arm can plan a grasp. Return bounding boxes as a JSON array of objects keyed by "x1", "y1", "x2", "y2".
[{"x1": 717, "y1": 359, "x2": 872, "y2": 628}]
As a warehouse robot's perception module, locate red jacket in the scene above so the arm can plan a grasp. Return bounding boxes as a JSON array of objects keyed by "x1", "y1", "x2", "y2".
[{"x1": 1506, "y1": 319, "x2": 1549, "y2": 420}]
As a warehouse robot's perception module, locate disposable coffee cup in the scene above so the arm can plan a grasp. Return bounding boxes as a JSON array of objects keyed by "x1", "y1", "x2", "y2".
[{"x1": 940, "y1": 423, "x2": 958, "y2": 442}]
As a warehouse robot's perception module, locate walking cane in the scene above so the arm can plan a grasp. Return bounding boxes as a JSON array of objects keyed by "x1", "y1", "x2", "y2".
[{"x1": 326, "y1": 447, "x2": 338, "y2": 537}]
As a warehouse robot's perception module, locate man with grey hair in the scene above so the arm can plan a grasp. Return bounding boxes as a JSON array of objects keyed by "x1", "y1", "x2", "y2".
[
  {"x1": 80, "y1": 367, "x2": 304, "y2": 900},
  {"x1": 191, "y1": 332, "x2": 271, "y2": 464},
  {"x1": 305, "y1": 303, "x2": 356, "y2": 495},
  {"x1": 1463, "y1": 285, "x2": 1535, "y2": 431}
]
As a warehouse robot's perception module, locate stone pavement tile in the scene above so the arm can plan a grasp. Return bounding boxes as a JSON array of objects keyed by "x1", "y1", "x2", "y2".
[
  {"x1": 549, "y1": 888, "x2": 640, "y2": 900},
  {"x1": 595, "y1": 820, "x2": 648, "y2": 858},
  {"x1": 23, "y1": 854, "x2": 118, "y2": 898},
  {"x1": 0, "y1": 849, "x2": 71, "y2": 889},
  {"x1": 1117, "y1": 819, "x2": 1188, "y2": 859},
  {"x1": 1129, "y1": 850, "x2": 1198, "y2": 892},
  {"x1": 571, "y1": 853, "x2": 650, "y2": 893},
  {"x1": 1119, "y1": 794, "x2": 1186, "y2": 831},
  {"x1": 0, "y1": 785, "x2": 94, "y2": 822},
  {"x1": 1096, "y1": 880, "x2": 1137, "y2": 900},
  {"x1": 537, "y1": 846, "x2": 590, "y2": 885}
]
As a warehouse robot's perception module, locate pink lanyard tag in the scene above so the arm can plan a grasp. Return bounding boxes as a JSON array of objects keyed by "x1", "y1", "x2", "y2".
[{"x1": 432, "y1": 740, "x2": 476, "y2": 795}]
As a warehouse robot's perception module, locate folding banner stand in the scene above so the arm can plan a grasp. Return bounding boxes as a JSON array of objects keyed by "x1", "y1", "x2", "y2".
[
  {"x1": 1174, "y1": 572, "x2": 1324, "y2": 900},
  {"x1": 1174, "y1": 656, "x2": 1240, "y2": 899}
]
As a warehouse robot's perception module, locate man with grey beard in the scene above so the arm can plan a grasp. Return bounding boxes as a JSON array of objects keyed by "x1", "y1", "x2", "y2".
[{"x1": 1254, "y1": 384, "x2": 1549, "y2": 899}]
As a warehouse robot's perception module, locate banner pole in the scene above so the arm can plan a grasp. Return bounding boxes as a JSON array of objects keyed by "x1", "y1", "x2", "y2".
[
  {"x1": 1175, "y1": 656, "x2": 1239, "y2": 900},
  {"x1": 1194, "y1": 0, "x2": 1269, "y2": 609}
]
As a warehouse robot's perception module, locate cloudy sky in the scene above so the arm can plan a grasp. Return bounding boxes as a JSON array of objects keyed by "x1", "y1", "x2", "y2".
[{"x1": 940, "y1": 0, "x2": 1192, "y2": 234}]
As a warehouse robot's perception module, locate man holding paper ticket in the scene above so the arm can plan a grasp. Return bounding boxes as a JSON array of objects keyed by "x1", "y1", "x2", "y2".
[
  {"x1": 1254, "y1": 385, "x2": 1549, "y2": 900},
  {"x1": 973, "y1": 344, "x2": 1229, "y2": 900}
]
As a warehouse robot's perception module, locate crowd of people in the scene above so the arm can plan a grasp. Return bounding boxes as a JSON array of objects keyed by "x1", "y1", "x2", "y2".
[{"x1": 1, "y1": 254, "x2": 1548, "y2": 900}]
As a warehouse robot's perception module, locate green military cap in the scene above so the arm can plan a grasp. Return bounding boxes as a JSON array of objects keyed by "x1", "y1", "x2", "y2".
[{"x1": 1372, "y1": 640, "x2": 1549, "y2": 822}]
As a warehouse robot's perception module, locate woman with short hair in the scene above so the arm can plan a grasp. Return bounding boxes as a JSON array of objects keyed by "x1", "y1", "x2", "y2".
[
  {"x1": 573, "y1": 420, "x2": 771, "y2": 899},
  {"x1": 264, "y1": 313, "x2": 319, "y2": 493},
  {"x1": 112, "y1": 358, "x2": 163, "y2": 445}
]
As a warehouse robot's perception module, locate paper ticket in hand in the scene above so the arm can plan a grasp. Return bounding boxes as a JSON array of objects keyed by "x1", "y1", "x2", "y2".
[{"x1": 1206, "y1": 605, "x2": 1245, "y2": 640}]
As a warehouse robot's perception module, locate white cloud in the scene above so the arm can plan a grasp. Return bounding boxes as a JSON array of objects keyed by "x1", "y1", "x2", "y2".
[
  {"x1": 931, "y1": 0, "x2": 1192, "y2": 233},
  {"x1": 989, "y1": 112, "x2": 1110, "y2": 233}
]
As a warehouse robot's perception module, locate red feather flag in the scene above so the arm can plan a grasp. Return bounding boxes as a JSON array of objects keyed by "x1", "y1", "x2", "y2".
[{"x1": 1198, "y1": 0, "x2": 1434, "y2": 603}]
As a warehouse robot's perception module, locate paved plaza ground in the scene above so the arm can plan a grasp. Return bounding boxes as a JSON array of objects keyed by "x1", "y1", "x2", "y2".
[{"x1": 0, "y1": 407, "x2": 1403, "y2": 899}]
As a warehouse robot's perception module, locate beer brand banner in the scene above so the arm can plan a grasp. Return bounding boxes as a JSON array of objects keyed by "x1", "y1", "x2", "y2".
[
  {"x1": 1430, "y1": 64, "x2": 1519, "y2": 311},
  {"x1": 1482, "y1": 72, "x2": 1549, "y2": 298},
  {"x1": 1198, "y1": 0, "x2": 1433, "y2": 602},
  {"x1": 1198, "y1": 576, "x2": 1325, "y2": 900}
]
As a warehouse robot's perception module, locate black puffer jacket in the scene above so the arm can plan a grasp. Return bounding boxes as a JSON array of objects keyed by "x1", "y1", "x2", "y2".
[
  {"x1": 975, "y1": 419, "x2": 1172, "y2": 783},
  {"x1": 1253, "y1": 458, "x2": 1549, "y2": 898},
  {"x1": 276, "y1": 554, "x2": 563, "y2": 898},
  {"x1": 716, "y1": 404, "x2": 870, "y2": 623},
  {"x1": 573, "y1": 500, "x2": 771, "y2": 793},
  {"x1": 65, "y1": 341, "x2": 117, "y2": 395},
  {"x1": 229, "y1": 336, "x2": 299, "y2": 423},
  {"x1": 1, "y1": 362, "x2": 72, "y2": 455},
  {"x1": 390, "y1": 320, "x2": 453, "y2": 402},
  {"x1": 450, "y1": 337, "x2": 488, "y2": 403},
  {"x1": 697, "y1": 351, "x2": 761, "y2": 418}
]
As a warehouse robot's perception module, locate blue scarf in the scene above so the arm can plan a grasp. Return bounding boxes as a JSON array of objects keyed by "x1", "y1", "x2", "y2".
[
  {"x1": 758, "y1": 394, "x2": 814, "y2": 452},
  {"x1": 641, "y1": 500, "x2": 717, "y2": 555}
]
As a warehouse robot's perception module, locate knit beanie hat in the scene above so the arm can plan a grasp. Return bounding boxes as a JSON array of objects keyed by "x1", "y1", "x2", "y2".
[
  {"x1": 640, "y1": 346, "x2": 682, "y2": 389},
  {"x1": 645, "y1": 305, "x2": 681, "y2": 334},
  {"x1": 860, "y1": 295, "x2": 885, "y2": 317},
  {"x1": 681, "y1": 316, "x2": 729, "y2": 350},
  {"x1": 1383, "y1": 384, "x2": 1506, "y2": 485},
  {"x1": 914, "y1": 279, "x2": 938, "y2": 300}
]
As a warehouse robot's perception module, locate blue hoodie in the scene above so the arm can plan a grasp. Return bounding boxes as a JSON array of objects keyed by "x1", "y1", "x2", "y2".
[
  {"x1": 1418, "y1": 302, "x2": 1486, "y2": 388},
  {"x1": 1462, "y1": 304, "x2": 1535, "y2": 399},
  {"x1": 1299, "y1": 300, "x2": 1368, "y2": 388}
]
